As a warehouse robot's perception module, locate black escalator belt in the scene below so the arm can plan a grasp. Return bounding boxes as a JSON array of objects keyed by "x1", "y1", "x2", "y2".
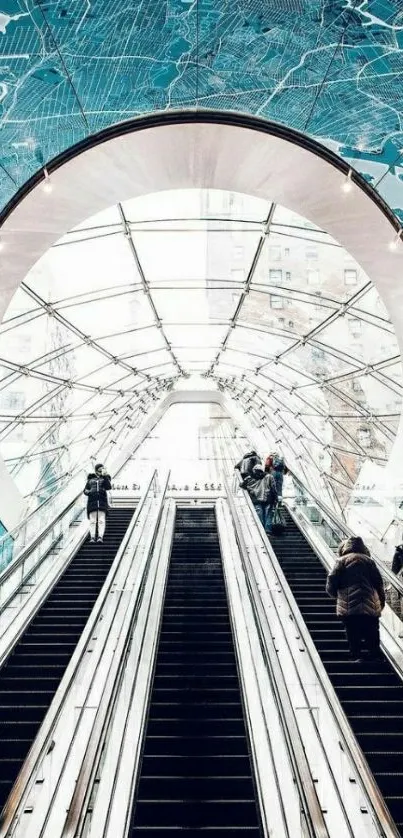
[
  {"x1": 0, "y1": 506, "x2": 134, "y2": 813},
  {"x1": 271, "y1": 510, "x2": 403, "y2": 836},
  {"x1": 130, "y1": 508, "x2": 262, "y2": 838}
]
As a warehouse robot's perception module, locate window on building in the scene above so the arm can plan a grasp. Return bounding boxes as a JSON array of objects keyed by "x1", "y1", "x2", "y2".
[
  {"x1": 307, "y1": 269, "x2": 320, "y2": 285},
  {"x1": 269, "y1": 246, "x2": 281, "y2": 261},
  {"x1": 344, "y1": 269, "x2": 357, "y2": 285},
  {"x1": 352, "y1": 378, "x2": 362, "y2": 393},
  {"x1": 306, "y1": 247, "x2": 318, "y2": 260},
  {"x1": 233, "y1": 245, "x2": 244, "y2": 260},
  {"x1": 269, "y1": 269, "x2": 282, "y2": 284},
  {"x1": 285, "y1": 271, "x2": 291, "y2": 281},
  {"x1": 284, "y1": 247, "x2": 290, "y2": 256},
  {"x1": 270, "y1": 295, "x2": 284, "y2": 309},
  {"x1": 312, "y1": 346, "x2": 325, "y2": 361},
  {"x1": 0, "y1": 391, "x2": 25, "y2": 411},
  {"x1": 230, "y1": 268, "x2": 244, "y2": 282}
]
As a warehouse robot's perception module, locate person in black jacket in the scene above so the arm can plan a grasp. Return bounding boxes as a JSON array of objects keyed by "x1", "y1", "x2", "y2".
[
  {"x1": 84, "y1": 463, "x2": 111, "y2": 543},
  {"x1": 326, "y1": 536, "x2": 385, "y2": 662}
]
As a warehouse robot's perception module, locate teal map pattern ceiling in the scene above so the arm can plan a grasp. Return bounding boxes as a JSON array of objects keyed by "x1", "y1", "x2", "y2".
[{"x1": 1, "y1": 0, "x2": 403, "y2": 219}]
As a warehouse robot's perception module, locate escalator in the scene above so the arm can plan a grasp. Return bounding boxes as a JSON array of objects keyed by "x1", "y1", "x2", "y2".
[
  {"x1": 130, "y1": 507, "x2": 262, "y2": 837},
  {"x1": 270, "y1": 510, "x2": 403, "y2": 836},
  {"x1": 0, "y1": 506, "x2": 134, "y2": 812}
]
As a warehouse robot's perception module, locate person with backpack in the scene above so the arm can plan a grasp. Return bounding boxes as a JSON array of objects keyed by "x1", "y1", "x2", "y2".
[
  {"x1": 84, "y1": 463, "x2": 112, "y2": 543},
  {"x1": 235, "y1": 450, "x2": 259, "y2": 480},
  {"x1": 326, "y1": 536, "x2": 385, "y2": 662},
  {"x1": 243, "y1": 465, "x2": 278, "y2": 534},
  {"x1": 265, "y1": 452, "x2": 287, "y2": 498}
]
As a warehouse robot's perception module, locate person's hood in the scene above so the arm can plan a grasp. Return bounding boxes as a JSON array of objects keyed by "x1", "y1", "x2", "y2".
[
  {"x1": 87, "y1": 472, "x2": 97, "y2": 479},
  {"x1": 338, "y1": 536, "x2": 370, "y2": 557},
  {"x1": 341, "y1": 551, "x2": 374, "y2": 567}
]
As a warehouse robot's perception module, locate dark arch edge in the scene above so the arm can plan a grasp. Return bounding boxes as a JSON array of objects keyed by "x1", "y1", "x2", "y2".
[{"x1": 0, "y1": 108, "x2": 398, "y2": 232}]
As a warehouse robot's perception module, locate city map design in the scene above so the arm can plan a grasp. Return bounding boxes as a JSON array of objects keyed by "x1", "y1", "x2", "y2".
[{"x1": 1, "y1": 0, "x2": 403, "y2": 219}]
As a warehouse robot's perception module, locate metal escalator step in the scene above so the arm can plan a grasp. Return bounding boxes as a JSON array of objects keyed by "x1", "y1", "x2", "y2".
[
  {"x1": 147, "y1": 719, "x2": 246, "y2": 736},
  {"x1": 120, "y1": 830, "x2": 261, "y2": 837},
  {"x1": 143, "y1": 736, "x2": 249, "y2": 757},
  {"x1": 148, "y1": 704, "x2": 244, "y2": 721},
  {"x1": 134, "y1": 800, "x2": 258, "y2": 828},
  {"x1": 139, "y1": 775, "x2": 255, "y2": 797},
  {"x1": 0, "y1": 706, "x2": 48, "y2": 722}
]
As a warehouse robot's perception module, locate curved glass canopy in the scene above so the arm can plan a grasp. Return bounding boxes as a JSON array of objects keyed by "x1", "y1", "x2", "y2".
[{"x1": 0, "y1": 188, "x2": 400, "y2": 510}]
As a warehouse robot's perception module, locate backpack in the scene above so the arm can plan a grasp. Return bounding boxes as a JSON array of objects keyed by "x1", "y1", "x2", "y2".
[{"x1": 240, "y1": 454, "x2": 258, "y2": 478}]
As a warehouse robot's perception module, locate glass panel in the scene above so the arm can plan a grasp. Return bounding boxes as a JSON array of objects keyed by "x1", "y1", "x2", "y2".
[
  {"x1": 134, "y1": 229, "x2": 261, "y2": 283},
  {"x1": 151, "y1": 288, "x2": 240, "y2": 323},
  {"x1": 96, "y1": 327, "x2": 165, "y2": 356},
  {"x1": 253, "y1": 227, "x2": 368, "y2": 299},
  {"x1": 27, "y1": 234, "x2": 141, "y2": 300},
  {"x1": 316, "y1": 318, "x2": 398, "y2": 365},
  {"x1": 241, "y1": 290, "x2": 332, "y2": 336},
  {"x1": 59, "y1": 292, "x2": 155, "y2": 333},
  {"x1": 164, "y1": 324, "x2": 228, "y2": 347}
]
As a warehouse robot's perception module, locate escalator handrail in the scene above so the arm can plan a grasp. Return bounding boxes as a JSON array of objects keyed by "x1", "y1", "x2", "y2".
[
  {"x1": 0, "y1": 469, "x2": 160, "y2": 838},
  {"x1": 222, "y1": 473, "x2": 330, "y2": 838},
  {"x1": 286, "y1": 468, "x2": 403, "y2": 598},
  {"x1": 234, "y1": 477, "x2": 401, "y2": 838}
]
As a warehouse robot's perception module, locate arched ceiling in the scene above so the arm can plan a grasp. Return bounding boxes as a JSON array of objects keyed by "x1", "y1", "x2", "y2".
[
  {"x1": 1, "y1": 2, "x2": 403, "y2": 223},
  {"x1": 0, "y1": 187, "x2": 400, "y2": 510}
]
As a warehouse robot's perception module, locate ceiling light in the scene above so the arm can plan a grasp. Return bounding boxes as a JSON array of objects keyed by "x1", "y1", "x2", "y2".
[
  {"x1": 341, "y1": 170, "x2": 353, "y2": 193},
  {"x1": 43, "y1": 167, "x2": 53, "y2": 193},
  {"x1": 0, "y1": 238, "x2": 4, "y2": 252},
  {"x1": 389, "y1": 231, "x2": 401, "y2": 251}
]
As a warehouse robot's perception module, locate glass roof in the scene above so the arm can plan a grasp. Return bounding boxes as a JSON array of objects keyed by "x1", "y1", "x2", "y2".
[
  {"x1": 0, "y1": 188, "x2": 401, "y2": 511},
  {"x1": 1, "y1": 2, "x2": 403, "y2": 226}
]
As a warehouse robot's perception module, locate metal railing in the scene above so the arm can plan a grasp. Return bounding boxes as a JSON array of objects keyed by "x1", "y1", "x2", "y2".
[
  {"x1": 284, "y1": 469, "x2": 403, "y2": 599},
  {"x1": 0, "y1": 469, "x2": 169, "y2": 838},
  {"x1": 0, "y1": 471, "x2": 83, "y2": 573},
  {"x1": 227, "y1": 473, "x2": 401, "y2": 838}
]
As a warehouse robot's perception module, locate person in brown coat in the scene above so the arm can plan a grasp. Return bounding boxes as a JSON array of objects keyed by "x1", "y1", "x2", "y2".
[{"x1": 326, "y1": 536, "x2": 385, "y2": 662}]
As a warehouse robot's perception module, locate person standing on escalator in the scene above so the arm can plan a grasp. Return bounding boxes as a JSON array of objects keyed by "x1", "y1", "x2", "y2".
[
  {"x1": 84, "y1": 463, "x2": 112, "y2": 544},
  {"x1": 326, "y1": 536, "x2": 385, "y2": 663},
  {"x1": 243, "y1": 465, "x2": 278, "y2": 534}
]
